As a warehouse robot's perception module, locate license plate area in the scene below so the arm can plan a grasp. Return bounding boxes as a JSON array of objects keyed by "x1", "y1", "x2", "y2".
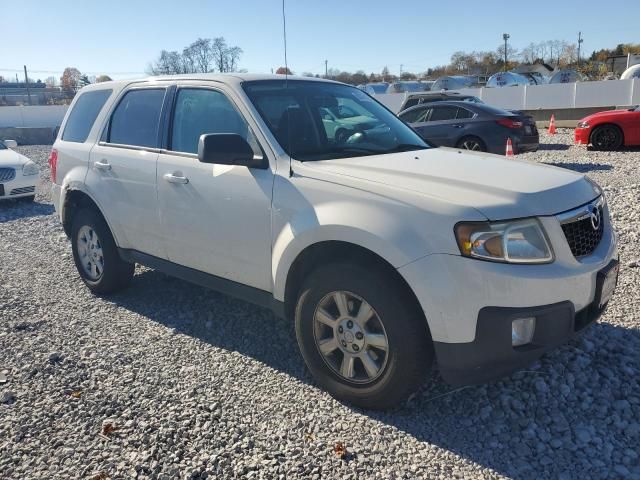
[
  {"x1": 595, "y1": 260, "x2": 619, "y2": 309},
  {"x1": 525, "y1": 126, "x2": 532, "y2": 135}
]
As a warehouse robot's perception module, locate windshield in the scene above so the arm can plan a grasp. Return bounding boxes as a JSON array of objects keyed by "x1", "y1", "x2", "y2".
[
  {"x1": 0, "y1": 141, "x2": 6, "y2": 150},
  {"x1": 243, "y1": 80, "x2": 430, "y2": 161}
]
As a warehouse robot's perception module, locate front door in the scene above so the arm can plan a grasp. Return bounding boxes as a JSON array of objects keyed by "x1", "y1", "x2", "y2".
[{"x1": 157, "y1": 86, "x2": 273, "y2": 291}]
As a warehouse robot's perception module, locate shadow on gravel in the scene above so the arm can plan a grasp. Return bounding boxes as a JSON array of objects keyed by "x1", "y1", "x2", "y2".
[
  {"x1": 544, "y1": 162, "x2": 613, "y2": 173},
  {"x1": 538, "y1": 144, "x2": 571, "y2": 151},
  {"x1": 0, "y1": 200, "x2": 54, "y2": 223},
  {"x1": 110, "y1": 270, "x2": 640, "y2": 479}
]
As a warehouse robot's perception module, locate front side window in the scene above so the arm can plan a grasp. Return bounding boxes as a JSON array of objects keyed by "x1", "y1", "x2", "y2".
[
  {"x1": 62, "y1": 89, "x2": 112, "y2": 143},
  {"x1": 456, "y1": 108, "x2": 474, "y2": 119},
  {"x1": 243, "y1": 80, "x2": 429, "y2": 161},
  {"x1": 170, "y1": 88, "x2": 258, "y2": 155},
  {"x1": 108, "y1": 89, "x2": 165, "y2": 148}
]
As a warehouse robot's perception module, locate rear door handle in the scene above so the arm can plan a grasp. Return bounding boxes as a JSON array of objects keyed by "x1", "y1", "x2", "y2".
[
  {"x1": 163, "y1": 173, "x2": 189, "y2": 184},
  {"x1": 452, "y1": 124, "x2": 464, "y2": 128},
  {"x1": 94, "y1": 160, "x2": 111, "y2": 171}
]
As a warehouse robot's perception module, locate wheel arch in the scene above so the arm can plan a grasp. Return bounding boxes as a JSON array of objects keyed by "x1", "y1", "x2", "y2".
[
  {"x1": 61, "y1": 187, "x2": 113, "y2": 239},
  {"x1": 282, "y1": 240, "x2": 431, "y2": 340}
]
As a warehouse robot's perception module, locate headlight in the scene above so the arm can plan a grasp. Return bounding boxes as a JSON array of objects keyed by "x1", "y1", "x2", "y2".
[
  {"x1": 577, "y1": 121, "x2": 590, "y2": 129},
  {"x1": 455, "y1": 218, "x2": 553, "y2": 264},
  {"x1": 22, "y1": 161, "x2": 39, "y2": 176}
]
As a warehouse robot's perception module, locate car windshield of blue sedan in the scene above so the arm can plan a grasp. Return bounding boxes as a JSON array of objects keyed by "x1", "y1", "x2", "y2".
[{"x1": 243, "y1": 80, "x2": 430, "y2": 161}]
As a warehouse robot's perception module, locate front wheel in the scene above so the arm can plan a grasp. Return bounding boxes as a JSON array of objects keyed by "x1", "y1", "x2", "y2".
[
  {"x1": 590, "y1": 125, "x2": 623, "y2": 151},
  {"x1": 295, "y1": 262, "x2": 433, "y2": 409},
  {"x1": 71, "y1": 208, "x2": 134, "y2": 294},
  {"x1": 456, "y1": 136, "x2": 486, "y2": 152}
]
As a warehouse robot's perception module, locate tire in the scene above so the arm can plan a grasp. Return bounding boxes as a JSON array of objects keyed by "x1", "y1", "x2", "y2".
[
  {"x1": 456, "y1": 136, "x2": 486, "y2": 152},
  {"x1": 294, "y1": 262, "x2": 433, "y2": 409},
  {"x1": 70, "y1": 208, "x2": 134, "y2": 294},
  {"x1": 590, "y1": 124, "x2": 623, "y2": 151}
]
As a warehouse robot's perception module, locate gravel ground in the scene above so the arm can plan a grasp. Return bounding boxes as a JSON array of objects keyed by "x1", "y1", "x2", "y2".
[{"x1": 1, "y1": 131, "x2": 639, "y2": 480}]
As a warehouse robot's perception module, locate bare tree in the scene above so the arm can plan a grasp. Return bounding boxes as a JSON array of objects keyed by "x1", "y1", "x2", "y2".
[{"x1": 148, "y1": 37, "x2": 243, "y2": 75}]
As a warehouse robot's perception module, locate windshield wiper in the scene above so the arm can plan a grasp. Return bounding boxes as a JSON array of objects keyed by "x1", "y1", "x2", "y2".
[{"x1": 384, "y1": 144, "x2": 430, "y2": 153}]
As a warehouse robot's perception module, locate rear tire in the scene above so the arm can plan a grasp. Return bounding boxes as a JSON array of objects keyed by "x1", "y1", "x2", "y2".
[
  {"x1": 71, "y1": 208, "x2": 134, "y2": 294},
  {"x1": 294, "y1": 262, "x2": 433, "y2": 409},
  {"x1": 456, "y1": 136, "x2": 486, "y2": 152},
  {"x1": 590, "y1": 124, "x2": 623, "y2": 151}
]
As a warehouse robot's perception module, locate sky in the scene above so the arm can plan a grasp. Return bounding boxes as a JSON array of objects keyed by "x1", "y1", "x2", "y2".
[{"x1": 1, "y1": 0, "x2": 638, "y2": 82}]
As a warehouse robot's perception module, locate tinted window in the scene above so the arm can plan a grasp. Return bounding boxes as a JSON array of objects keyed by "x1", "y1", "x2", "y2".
[
  {"x1": 62, "y1": 89, "x2": 112, "y2": 143},
  {"x1": 109, "y1": 89, "x2": 165, "y2": 148},
  {"x1": 170, "y1": 88, "x2": 258, "y2": 154},
  {"x1": 400, "y1": 107, "x2": 428, "y2": 123},
  {"x1": 456, "y1": 108, "x2": 474, "y2": 119},
  {"x1": 429, "y1": 106, "x2": 458, "y2": 121}
]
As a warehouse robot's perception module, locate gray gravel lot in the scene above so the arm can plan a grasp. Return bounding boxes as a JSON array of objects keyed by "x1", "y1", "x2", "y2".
[{"x1": 1, "y1": 131, "x2": 639, "y2": 479}]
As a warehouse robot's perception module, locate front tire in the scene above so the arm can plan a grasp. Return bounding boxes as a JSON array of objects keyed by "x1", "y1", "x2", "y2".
[
  {"x1": 295, "y1": 262, "x2": 433, "y2": 409},
  {"x1": 71, "y1": 208, "x2": 134, "y2": 294},
  {"x1": 590, "y1": 124, "x2": 623, "y2": 151}
]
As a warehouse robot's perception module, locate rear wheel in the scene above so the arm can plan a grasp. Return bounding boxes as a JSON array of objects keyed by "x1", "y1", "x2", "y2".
[
  {"x1": 294, "y1": 262, "x2": 433, "y2": 409},
  {"x1": 71, "y1": 208, "x2": 134, "y2": 294},
  {"x1": 456, "y1": 136, "x2": 486, "y2": 152},
  {"x1": 590, "y1": 125, "x2": 623, "y2": 151}
]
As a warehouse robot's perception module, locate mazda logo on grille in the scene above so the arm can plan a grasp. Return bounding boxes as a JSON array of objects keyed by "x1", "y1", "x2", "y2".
[{"x1": 590, "y1": 206, "x2": 601, "y2": 231}]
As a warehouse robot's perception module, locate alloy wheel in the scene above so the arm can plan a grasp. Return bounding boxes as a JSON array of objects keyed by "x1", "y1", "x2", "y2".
[
  {"x1": 313, "y1": 290, "x2": 389, "y2": 384},
  {"x1": 77, "y1": 225, "x2": 104, "y2": 281}
]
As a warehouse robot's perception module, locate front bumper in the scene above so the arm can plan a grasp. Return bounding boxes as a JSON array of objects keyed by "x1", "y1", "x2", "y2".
[
  {"x1": 0, "y1": 173, "x2": 37, "y2": 199},
  {"x1": 433, "y1": 299, "x2": 606, "y2": 385},
  {"x1": 575, "y1": 127, "x2": 590, "y2": 145}
]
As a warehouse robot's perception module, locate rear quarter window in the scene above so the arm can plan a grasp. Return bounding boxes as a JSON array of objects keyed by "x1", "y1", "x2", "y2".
[{"x1": 62, "y1": 89, "x2": 112, "y2": 143}]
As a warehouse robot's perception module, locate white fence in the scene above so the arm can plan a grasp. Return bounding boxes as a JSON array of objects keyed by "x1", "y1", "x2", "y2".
[
  {"x1": 0, "y1": 105, "x2": 68, "y2": 128},
  {"x1": 376, "y1": 78, "x2": 640, "y2": 113}
]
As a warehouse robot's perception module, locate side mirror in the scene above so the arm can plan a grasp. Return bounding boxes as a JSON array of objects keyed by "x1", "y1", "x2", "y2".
[
  {"x1": 3, "y1": 139, "x2": 17, "y2": 148},
  {"x1": 197, "y1": 133, "x2": 263, "y2": 168}
]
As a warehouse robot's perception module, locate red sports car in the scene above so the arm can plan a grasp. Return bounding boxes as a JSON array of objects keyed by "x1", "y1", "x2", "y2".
[{"x1": 575, "y1": 106, "x2": 640, "y2": 150}]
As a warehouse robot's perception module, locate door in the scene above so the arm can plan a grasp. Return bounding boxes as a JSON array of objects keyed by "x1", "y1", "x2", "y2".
[
  {"x1": 157, "y1": 86, "x2": 273, "y2": 291},
  {"x1": 87, "y1": 87, "x2": 167, "y2": 257},
  {"x1": 420, "y1": 105, "x2": 462, "y2": 146}
]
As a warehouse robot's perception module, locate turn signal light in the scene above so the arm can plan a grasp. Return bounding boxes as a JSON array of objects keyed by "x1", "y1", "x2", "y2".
[{"x1": 48, "y1": 149, "x2": 58, "y2": 184}]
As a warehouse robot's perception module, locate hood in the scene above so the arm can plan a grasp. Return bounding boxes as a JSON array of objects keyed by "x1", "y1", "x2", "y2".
[
  {"x1": 0, "y1": 148, "x2": 28, "y2": 167},
  {"x1": 582, "y1": 109, "x2": 634, "y2": 123},
  {"x1": 302, "y1": 147, "x2": 600, "y2": 220}
]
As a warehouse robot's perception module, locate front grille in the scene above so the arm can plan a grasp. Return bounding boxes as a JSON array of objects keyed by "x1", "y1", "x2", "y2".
[
  {"x1": 0, "y1": 167, "x2": 16, "y2": 182},
  {"x1": 559, "y1": 199, "x2": 605, "y2": 258},
  {"x1": 10, "y1": 186, "x2": 35, "y2": 195}
]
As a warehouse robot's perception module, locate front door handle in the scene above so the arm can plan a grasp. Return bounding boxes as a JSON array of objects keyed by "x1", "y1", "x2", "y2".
[
  {"x1": 452, "y1": 124, "x2": 464, "y2": 129},
  {"x1": 94, "y1": 160, "x2": 111, "y2": 171},
  {"x1": 163, "y1": 173, "x2": 189, "y2": 184}
]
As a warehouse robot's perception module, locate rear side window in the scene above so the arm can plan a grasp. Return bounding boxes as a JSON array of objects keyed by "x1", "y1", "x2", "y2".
[
  {"x1": 429, "y1": 106, "x2": 458, "y2": 121},
  {"x1": 456, "y1": 108, "x2": 474, "y2": 119},
  {"x1": 62, "y1": 90, "x2": 112, "y2": 143},
  {"x1": 108, "y1": 89, "x2": 165, "y2": 148}
]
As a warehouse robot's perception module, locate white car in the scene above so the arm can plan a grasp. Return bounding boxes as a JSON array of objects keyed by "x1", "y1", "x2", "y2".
[
  {"x1": 50, "y1": 75, "x2": 618, "y2": 409},
  {"x1": 0, "y1": 139, "x2": 39, "y2": 201}
]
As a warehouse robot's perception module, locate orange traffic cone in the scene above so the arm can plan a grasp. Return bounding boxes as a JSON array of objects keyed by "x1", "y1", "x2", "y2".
[
  {"x1": 505, "y1": 137, "x2": 514, "y2": 157},
  {"x1": 548, "y1": 114, "x2": 557, "y2": 135}
]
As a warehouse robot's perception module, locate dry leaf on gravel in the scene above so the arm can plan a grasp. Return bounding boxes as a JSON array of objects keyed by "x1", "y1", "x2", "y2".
[
  {"x1": 102, "y1": 423, "x2": 118, "y2": 435},
  {"x1": 334, "y1": 442, "x2": 347, "y2": 459}
]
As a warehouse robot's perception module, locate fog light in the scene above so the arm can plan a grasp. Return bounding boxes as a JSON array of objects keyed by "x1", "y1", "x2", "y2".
[{"x1": 512, "y1": 317, "x2": 536, "y2": 346}]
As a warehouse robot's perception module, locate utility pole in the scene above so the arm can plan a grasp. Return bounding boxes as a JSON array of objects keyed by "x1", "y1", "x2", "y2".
[
  {"x1": 502, "y1": 33, "x2": 510, "y2": 71},
  {"x1": 23, "y1": 65, "x2": 32, "y2": 105},
  {"x1": 577, "y1": 31, "x2": 583, "y2": 67},
  {"x1": 399, "y1": 64, "x2": 403, "y2": 80},
  {"x1": 324, "y1": 59, "x2": 328, "y2": 78}
]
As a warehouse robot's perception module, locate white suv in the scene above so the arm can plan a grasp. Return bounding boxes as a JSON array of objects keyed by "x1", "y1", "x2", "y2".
[{"x1": 51, "y1": 75, "x2": 618, "y2": 409}]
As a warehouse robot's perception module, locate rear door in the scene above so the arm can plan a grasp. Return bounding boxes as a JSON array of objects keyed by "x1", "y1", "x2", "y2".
[
  {"x1": 420, "y1": 105, "x2": 460, "y2": 146},
  {"x1": 87, "y1": 86, "x2": 168, "y2": 258}
]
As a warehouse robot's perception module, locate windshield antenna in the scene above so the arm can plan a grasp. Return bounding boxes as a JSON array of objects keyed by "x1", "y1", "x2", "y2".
[{"x1": 282, "y1": 0, "x2": 293, "y2": 177}]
